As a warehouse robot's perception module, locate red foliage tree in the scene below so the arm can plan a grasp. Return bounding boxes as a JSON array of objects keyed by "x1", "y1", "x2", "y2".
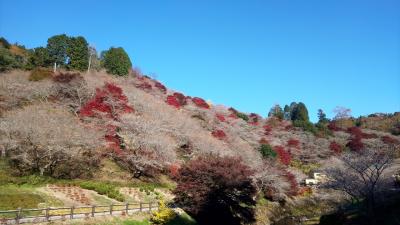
[
  {"x1": 173, "y1": 155, "x2": 257, "y2": 225},
  {"x1": 328, "y1": 122, "x2": 342, "y2": 131},
  {"x1": 166, "y1": 95, "x2": 181, "y2": 109},
  {"x1": 80, "y1": 83, "x2": 133, "y2": 153},
  {"x1": 287, "y1": 139, "x2": 300, "y2": 149},
  {"x1": 381, "y1": 136, "x2": 400, "y2": 145},
  {"x1": 154, "y1": 81, "x2": 167, "y2": 93},
  {"x1": 135, "y1": 81, "x2": 152, "y2": 90},
  {"x1": 80, "y1": 83, "x2": 133, "y2": 119},
  {"x1": 347, "y1": 127, "x2": 363, "y2": 138},
  {"x1": 192, "y1": 97, "x2": 210, "y2": 109},
  {"x1": 274, "y1": 146, "x2": 291, "y2": 165},
  {"x1": 263, "y1": 125, "x2": 272, "y2": 135},
  {"x1": 285, "y1": 171, "x2": 299, "y2": 196},
  {"x1": 173, "y1": 92, "x2": 187, "y2": 106},
  {"x1": 212, "y1": 129, "x2": 227, "y2": 140},
  {"x1": 259, "y1": 138, "x2": 269, "y2": 144},
  {"x1": 346, "y1": 136, "x2": 364, "y2": 152},
  {"x1": 168, "y1": 163, "x2": 181, "y2": 178},
  {"x1": 329, "y1": 141, "x2": 342, "y2": 154},
  {"x1": 249, "y1": 113, "x2": 260, "y2": 126},
  {"x1": 216, "y1": 114, "x2": 226, "y2": 122}
]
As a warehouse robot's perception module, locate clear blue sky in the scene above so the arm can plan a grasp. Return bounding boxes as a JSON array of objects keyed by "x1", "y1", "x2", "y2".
[{"x1": 1, "y1": 0, "x2": 399, "y2": 121}]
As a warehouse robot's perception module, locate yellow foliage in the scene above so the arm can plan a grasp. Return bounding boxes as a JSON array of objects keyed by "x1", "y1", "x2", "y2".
[{"x1": 150, "y1": 200, "x2": 177, "y2": 224}]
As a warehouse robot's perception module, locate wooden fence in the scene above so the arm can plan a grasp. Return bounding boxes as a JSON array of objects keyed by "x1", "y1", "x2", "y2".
[{"x1": 0, "y1": 202, "x2": 159, "y2": 225}]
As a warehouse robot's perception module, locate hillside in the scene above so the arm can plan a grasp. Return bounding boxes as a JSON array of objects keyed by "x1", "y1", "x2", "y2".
[{"x1": 1, "y1": 68, "x2": 399, "y2": 224}]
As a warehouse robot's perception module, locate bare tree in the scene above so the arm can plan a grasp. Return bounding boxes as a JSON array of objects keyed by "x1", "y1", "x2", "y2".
[
  {"x1": 0, "y1": 104, "x2": 104, "y2": 178},
  {"x1": 324, "y1": 148, "x2": 395, "y2": 216}
]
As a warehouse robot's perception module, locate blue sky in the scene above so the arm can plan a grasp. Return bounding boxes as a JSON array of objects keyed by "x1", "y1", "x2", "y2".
[{"x1": 1, "y1": 0, "x2": 399, "y2": 121}]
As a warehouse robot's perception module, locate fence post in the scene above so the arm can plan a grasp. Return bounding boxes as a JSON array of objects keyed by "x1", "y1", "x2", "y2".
[
  {"x1": 139, "y1": 202, "x2": 142, "y2": 212},
  {"x1": 45, "y1": 208, "x2": 50, "y2": 221},
  {"x1": 149, "y1": 202, "x2": 152, "y2": 212},
  {"x1": 70, "y1": 206, "x2": 74, "y2": 219},
  {"x1": 110, "y1": 204, "x2": 113, "y2": 215},
  {"x1": 125, "y1": 203, "x2": 129, "y2": 215},
  {"x1": 16, "y1": 208, "x2": 21, "y2": 224},
  {"x1": 91, "y1": 205, "x2": 95, "y2": 217}
]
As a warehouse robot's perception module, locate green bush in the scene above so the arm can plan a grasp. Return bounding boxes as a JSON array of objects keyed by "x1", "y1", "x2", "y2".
[
  {"x1": 293, "y1": 120, "x2": 318, "y2": 134},
  {"x1": 79, "y1": 181, "x2": 124, "y2": 202},
  {"x1": 29, "y1": 67, "x2": 53, "y2": 81},
  {"x1": 259, "y1": 144, "x2": 277, "y2": 159},
  {"x1": 236, "y1": 112, "x2": 249, "y2": 121},
  {"x1": 102, "y1": 47, "x2": 132, "y2": 76}
]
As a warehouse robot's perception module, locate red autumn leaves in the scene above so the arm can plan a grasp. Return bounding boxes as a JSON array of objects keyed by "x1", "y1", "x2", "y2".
[{"x1": 80, "y1": 83, "x2": 133, "y2": 154}]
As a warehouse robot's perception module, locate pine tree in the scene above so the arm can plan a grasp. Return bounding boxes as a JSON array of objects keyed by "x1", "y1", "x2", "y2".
[
  {"x1": 102, "y1": 47, "x2": 132, "y2": 76},
  {"x1": 67, "y1": 36, "x2": 89, "y2": 71}
]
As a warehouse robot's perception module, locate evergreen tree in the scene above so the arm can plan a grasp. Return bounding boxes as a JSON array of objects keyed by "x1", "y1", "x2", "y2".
[
  {"x1": 291, "y1": 102, "x2": 309, "y2": 122},
  {"x1": 283, "y1": 104, "x2": 291, "y2": 120},
  {"x1": 47, "y1": 34, "x2": 69, "y2": 67},
  {"x1": 67, "y1": 36, "x2": 89, "y2": 71},
  {"x1": 268, "y1": 104, "x2": 284, "y2": 120},
  {"x1": 28, "y1": 47, "x2": 51, "y2": 68},
  {"x1": 102, "y1": 47, "x2": 132, "y2": 76},
  {"x1": 317, "y1": 109, "x2": 329, "y2": 124}
]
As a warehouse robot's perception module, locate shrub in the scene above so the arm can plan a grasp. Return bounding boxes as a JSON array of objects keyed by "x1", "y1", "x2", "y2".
[
  {"x1": 102, "y1": 47, "x2": 132, "y2": 76},
  {"x1": 287, "y1": 139, "x2": 300, "y2": 149},
  {"x1": 154, "y1": 81, "x2": 167, "y2": 93},
  {"x1": 29, "y1": 67, "x2": 53, "y2": 81},
  {"x1": 211, "y1": 129, "x2": 227, "y2": 140},
  {"x1": 166, "y1": 95, "x2": 181, "y2": 109},
  {"x1": 173, "y1": 155, "x2": 257, "y2": 225},
  {"x1": 346, "y1": 136, "x2": 364, "y2": 152},
  {"x1": 192, "y1": 97, "x2": 209, "y2": 109},
  {"x1": 329, "y1": 141, "x2": 342, "y2": 154},
  {"x1": 173, "y1": 92, "x2": 187, "y2": 106},
  {"x1": 150, "y1": 200, "x2": 177, "y2": 224},
  {"x1": 136, "y1": 82, "x2": 153, "y2": 90},
  {"x1": 274, "y1": 146, "x2": 291, "y2": 165},
  {"x1": 249, "y1": 113, "x2": 261, "y2": 125},
  {"x1": 263, "y1": 125, "x2": 272, "y2": 135},
  {"x1": 259, "y1": 144, "x2": 277, "y2": 159},
  {"x1": 216, "y1": 114, "x2": 226, "y2": 122},
  {"x1": 381, "y1": 136, "x2": 400, "y2": 145},
  {"x1": 328, "y1": 121, "x2": 342, "y2": 131},
  {"x1": 293, "y1": 120, "x2": 317, "y2": 134},
  {"x1": 236, "y1": 112, "x2": 249, "y2": 121},
  {"x1": 285, "y1": 171, "x2": 299, "y2": 196},
  {"x1": 52, "y1": 71, "x2": 81, "y2": 83},
  {"x1": 347, "y1": 127, "x2": 363, "y2": 138},
  {"x1": 259, "y1": 138, "x2": 268, "y2": 144},
  {"x1": 79, "y1": 181, "x2": 124, "y2": 202}
]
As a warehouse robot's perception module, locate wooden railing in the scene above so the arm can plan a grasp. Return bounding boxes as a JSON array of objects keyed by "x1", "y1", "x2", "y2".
[{"x1": 0, "y1": 202, "x2": 159, "y2": 225}]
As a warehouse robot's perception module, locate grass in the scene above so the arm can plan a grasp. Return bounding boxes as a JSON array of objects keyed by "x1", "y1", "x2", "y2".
[
  {"x1": 78, "y1": 181, "x2": 125, "y2": 202},
  {"x1": 166, "y1": 213, "x2": 197, "y2": 225}
]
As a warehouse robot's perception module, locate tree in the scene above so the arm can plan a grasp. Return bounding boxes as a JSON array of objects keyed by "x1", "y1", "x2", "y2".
[
  {"x1": 47, "y1": 34, "x2": 69, "y2": 68},
  {"x1": 0, "y1": 37, "x2": 11, "y2": 48},
  {"x1": 28, "y1": 47, "x2": 51, "y2": 68},
  {"x1": 173, "y1": 155, "x2": 257, "y2": 225},
  {"x1": 268, "y1": 104, "x2": 284, "y2": 120},
  {"x1": 0, "y1": 104, "x2": 104, "y2": 178},
  {"x1": 259, "y1": 144, "x2": 277, "y2": 159},
  {"x1": 283, "y1": 104, "x2": 291, "y2": 120},
  {"x1": 318, "y1": 109, "x2": 329, "y2": 124},
  {"x1": 102, "y1": 47, "x2": 132, "y2": 76},
  {"x1": 333, "y1": 106, "x2": 352, "y2": 120},
  {"x1": 324, "y1": 148, "x2": 394, "y2": 222},
  {"x1": 291, "y1": 102, "x2": 309, "y2": 122},
  {"x1": 67, "y1": 36, "x2": 89, "y2": 71}
]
